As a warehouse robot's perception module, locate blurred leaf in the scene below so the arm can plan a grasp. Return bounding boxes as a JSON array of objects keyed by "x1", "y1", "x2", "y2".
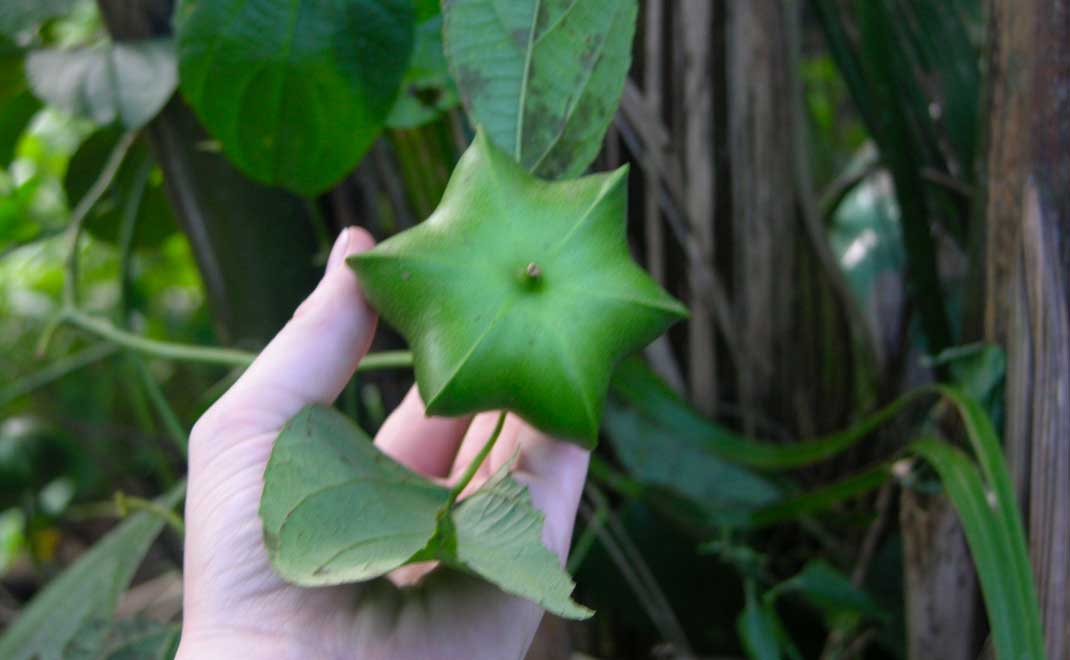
[
  {"x1": 608, "y1": 358, "x2": 925, "y2": 471},
  {"x1": 0, "y1": 40, "x2": 42, "y2": 168},
  {"x1": 26, "y1": 38, "x2": 177, "y2": 129},
  {"x1": 912, "y1": 438, "x2": 1046, "y2": 660},
  {"x1": 748, "y1": 463, "x2": 890, "y2": 528},
  {"x1": 0, "y1": 484, "x2": 184, "y2": 660},
  {"x1": 927, "y1": 343, "x2": 1005, "y2": 430},
  {"x1": 0, "y1": 416, "x2": 92, "y2": 509},
  {"x1": 261, "y1": 405, "x2": 591, "y2": 619},
  {"x1": 0, "y1": 0, "x2": 78, "y2": 37},
  {"x1": 387, "y1": 15, "x2": 459, "y2": 129},
  {"x1": 739, "y1": 579, "x2": 796, "y2": 660},
  {"x1": 0, "y1": 91, "x2": 41, "y2": 167},
  {"x1": 0, "y1": 508, "x2": 25, "y2": 574},
  {"x1": 175, "y1": 0, "x2": 414, "y2": 196},
  {"x1": 443, "y1": 0, "x2": 637, "y2": 178},
  {"x1": 604, "y1": 392, "x2": 782, "y2": 526},
  {"x1": 65, "y1": 618, "x2": 180, "y2": 660},
  {"x1": 64, "y1": 127, "x2": 177, "y2": 248},
  {"x1": 767, "y1": 560, "x2": 884, "y2": 629}
]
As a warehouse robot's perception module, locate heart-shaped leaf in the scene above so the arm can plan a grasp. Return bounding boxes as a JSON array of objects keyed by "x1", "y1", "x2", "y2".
[
  {"x1": 260, "y1": 405, "x2": 591, "y2": 619},
  {"x1": 175, "y1": 0, "x2": 414, "y2": 196},
  {"x1": 26, "y1": 39, "x2": 177, "y2": 130},
  {"x1": 443, "y1": 0, "x2": 637, "y2": 179},
  {"x1": 349, "y1": 130, "x2": 687, "y2": 446}
]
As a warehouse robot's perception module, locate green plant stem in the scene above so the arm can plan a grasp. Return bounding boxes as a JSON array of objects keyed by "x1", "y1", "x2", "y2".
[
  {"x1": 114, "y1": 491, "x2": 185, "y2": 536},
  {"x1": 446, "y1": 411, "x2": 506, "y2": 508},
  {"x1": 63, "y1": 130, "x2": 138, "y2": 308},
  {"x1": 59, "y1": 308, "x2": 414, "y2": 371},
  {"x1": 131, "y1": 354, "x2": 188, "y2": 457}
]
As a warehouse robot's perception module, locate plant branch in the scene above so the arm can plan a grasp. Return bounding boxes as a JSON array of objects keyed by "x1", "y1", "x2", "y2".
[
  {"x1": 0, "y1": 343, "x2": 119, "y2": 406},
  {"x1": 114, "y1": 490, "x2": 185, "y2": 536},
  {"x1": 445, "y1": 411, "x2": 506, "y2": 508},
  {"x1": 57, "y1": 308, "x2": 414, "y2": 372},
  {"x1": 131, "y1": 354, "x2": 188, "y2": 457},
  {"x1": 63, "y1": 131, "x2": 138, "y2": 307}
]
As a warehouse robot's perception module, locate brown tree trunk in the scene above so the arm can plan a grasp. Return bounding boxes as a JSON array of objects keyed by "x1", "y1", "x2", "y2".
[{"x1": 983, "y1": 0, "x2": 1070, "y2": 656}]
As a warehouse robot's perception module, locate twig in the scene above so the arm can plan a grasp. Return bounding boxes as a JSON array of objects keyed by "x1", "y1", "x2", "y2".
[
  {"x1": 63, "y1": 131, "x2": 139, "y2": 307},
  {"x1": 131, "y1": 354, "x2": 188, "y2": 457},
  {"x1": 114, "y1": 491, "x2": 185, "y2": 536}
]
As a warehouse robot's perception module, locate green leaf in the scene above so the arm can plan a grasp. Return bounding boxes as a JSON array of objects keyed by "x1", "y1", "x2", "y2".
[
  {"x1": 387, "y1": 15, "x2": 459, "y2": 129},
  {"x1": 65, "y1": 618, "x2": 181, "y2": 660},
  {"x1": 64, "y1": 128, "x2": 178, "y2": 248},
  {"x1": 349, "y1": 131, "x2": 687, "y2": 445},
  {"x1": 0, "y1": 0, "x2": 77, "y2": 37},
  {"x1": 0, "y1": 484, "x2": 184, "y2": 660},
  {"x1": 767, "y1": 560, "x2": 885, "y2": 629},
  {"x1": 0, "y1": 43, "x2": 41, "y2": 168},
  {"x1": 738, "y1": 580, "x2": 794, "y2": 660},
  {"x1": 443, "y1": 0, "x2": 637, "y2": 179},
  {"x1": 261, "y1": 405, "x2": 591, "y2": 619},
  {"x1": 912, "y1": 438, "x2": 1046, "y2": 660},
  {"x1": 603, "y1": 385, "x2": 782, "y2": 526},
  {"x1": 25, "y1": 39, "x2": 177, "y2": 130},
  {"x1": 608, "y1": 358, "x2": 925, "y2": 471},
  {"x1": 175, "y1": 0, "x2": 414, "y2": 196}
]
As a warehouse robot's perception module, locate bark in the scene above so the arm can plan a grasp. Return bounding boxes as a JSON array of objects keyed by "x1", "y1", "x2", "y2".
[
  {"x1": 679, "y1": 0, "x2": 718, "y2": 415},
  {"x1": 900, "y1": 488, "x2": 980, "y2": 660},
  {"x1": 984, "y1": 0, "x2": 1070, "y2": 656}
]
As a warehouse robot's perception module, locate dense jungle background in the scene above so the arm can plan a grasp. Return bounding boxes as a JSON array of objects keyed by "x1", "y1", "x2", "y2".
[{"x1": 0, "y1": 0, "x2": 1067, "y2": 658}]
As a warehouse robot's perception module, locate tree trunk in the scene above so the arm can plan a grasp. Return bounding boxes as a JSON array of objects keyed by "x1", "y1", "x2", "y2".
[{"x1": 983, "y1": 0, "x2": 1070, "y2": 656}]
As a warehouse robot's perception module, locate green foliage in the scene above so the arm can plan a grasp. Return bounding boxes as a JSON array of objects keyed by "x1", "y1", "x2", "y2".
[
  {"x1": 260, "y1": 405, "x2": 591, "y2": 618},
  {"x1": 0, "y1": 0, "x2": 78, "y2": 37},
  {"x1": 0, "y1": 485, "x2": 184, "y2": 660},
  {"x1": 26, "y1": 39, "x2": 177, "y2": 130},
  {"x1": 175, "y1": 0, "x2": 415, "y2": 196},
  {"x1": 443, "y1": 0, "x2": 637, "y2": 179},
  {"x1": 350, "y1": 131, "x2": 686, "y2": 445},
  {"x1": 64, "y1": 128, "x2": 177, "y2": 248},
  {"x1": 65, "y1": 618, "x2": 181, "y2": 660},
  {"x1": 387, "y1": 15, "x2": 459, "y2": 129}
]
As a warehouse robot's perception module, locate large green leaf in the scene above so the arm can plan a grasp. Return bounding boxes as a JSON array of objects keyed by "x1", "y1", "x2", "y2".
[
  {"x1": 260, "y1": 405, "x2": 591, "y2": 619},
  {"x1": 0, "y1": 484, "x2": 184, "y2": 660},
  {"x1": 349, "y1": 131, "x2": 686, "y2": 445},
  {"x1": 766, "y1": 560, "x2": 885, "y2": 629},
  {"x1": 175, "y1": 0, "x2": 414, "y2": 196},
  {"x1": 443, "y1": 0, "x2": 637, "y2": 179},
  {"x1": 603, "y1": 387, "x2": 781, "y2": 526},
  {"x1": 25, "y1": 39, "x2": 177, "y2": 130}
]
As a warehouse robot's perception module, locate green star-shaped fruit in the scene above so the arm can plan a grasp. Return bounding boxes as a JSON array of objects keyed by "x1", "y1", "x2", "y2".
[{"x1": 348, "y1": 130, "x2": 688, "y2": 447}]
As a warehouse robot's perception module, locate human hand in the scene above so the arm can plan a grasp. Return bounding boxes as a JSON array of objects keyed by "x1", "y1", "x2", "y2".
[{"x1": 177, "y1": 228, "x2": 590, "y2": 660}]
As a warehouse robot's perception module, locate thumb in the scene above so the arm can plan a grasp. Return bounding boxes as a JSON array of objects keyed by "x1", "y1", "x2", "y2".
[{"x1": 192, "y1": 227, "x2": 378, "y2": 453}]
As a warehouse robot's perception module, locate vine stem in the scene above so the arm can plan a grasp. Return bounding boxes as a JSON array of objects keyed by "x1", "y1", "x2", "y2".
[
  {"x1": 446, "y1": 411, "x2": 507, "y2": 508},
  {"x1": 63, "y1": 130, "x2": 138, "y2": 307},
  {"x1": 57, "y1": 308, "x2": 413, "y2": 372}
]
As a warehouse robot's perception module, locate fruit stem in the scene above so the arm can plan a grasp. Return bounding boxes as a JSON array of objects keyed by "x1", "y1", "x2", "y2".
[{"x1": 446, "y1": 411, "x2": 507, "y2": 508}]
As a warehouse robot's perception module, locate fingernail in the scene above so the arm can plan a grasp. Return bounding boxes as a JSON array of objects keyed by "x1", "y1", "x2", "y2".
[{"x1": 326, "y1": 228, "x2": 352, "y2": 272}]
